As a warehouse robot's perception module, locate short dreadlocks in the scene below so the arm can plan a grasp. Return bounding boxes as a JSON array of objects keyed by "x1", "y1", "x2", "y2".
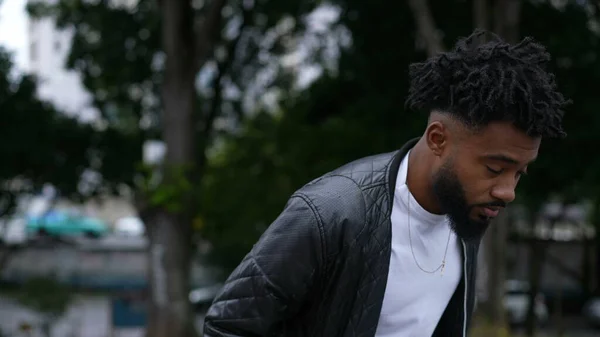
[{"x1": 405, "y1": 30, "x2": 568, "y2": 138}]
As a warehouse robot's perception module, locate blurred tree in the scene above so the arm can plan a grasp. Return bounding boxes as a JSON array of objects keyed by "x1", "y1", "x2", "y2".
[
  {"x1": 0, "y1": 41, "x2": 139, "y2": 278},
  {"x1": 0, "y1": 47, "x2": 88, "y2": 269},
  {"x1": 141, "y1": 1, "x2": 228, "y2": 335},
  {"x1": 27, "y1": 0, "x2": 321, "y2": 336},
  {"x1": 200, "y1": 0, "x2": 426, "y2": 269},
  {"x1": 14, "y1": 276, "x2": 73, "y2": 337},
  {"x1": 23, "y1": 0, "x2": 600, "y2": 336},
  {"x1": 0, "y1": 48, "x2": 92, "y2": 215},
  {"x1": 203, "y1": 0, "x2": 600, "y2": 335}
]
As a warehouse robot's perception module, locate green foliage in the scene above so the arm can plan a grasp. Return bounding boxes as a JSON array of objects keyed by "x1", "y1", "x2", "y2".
[
  {"x1": 138, "y1": 164, "x2": 194, "y2": 213},
  {"x1": 0, "y1": 46, "x2": 143, "y2": 213},
  {"x1": 14, "y1": 276, "x2": 72, "y2": 318},
  {"x1": 0, "y1": 48, "x2": 88, "y2": 212},
  {"x1": 26, "y1": 0, "x2": 321, "y2": 137},
  {"x1": 26, "y1": 0, "x2": 322, "y2": 215},
  {"x1": 199, "y1": 0, "x2": 451, "y2": 268},
  {"x1": 28, "y1": 0, "x2": 161, "y2": 134},
  {"x1": 22, "y1": 0, "x2": 600, "y2": 271},
  {"x1": 200, "y1": 0, "x2": 600, "y2": 269},
  {"x1": 201, "y1": 74, "x2": 427, "y2": 269}
]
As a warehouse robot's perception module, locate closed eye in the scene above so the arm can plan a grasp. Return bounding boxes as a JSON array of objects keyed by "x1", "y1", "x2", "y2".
[{"x1": 486, "y1": 166, "x2": 502, "y2": 174}]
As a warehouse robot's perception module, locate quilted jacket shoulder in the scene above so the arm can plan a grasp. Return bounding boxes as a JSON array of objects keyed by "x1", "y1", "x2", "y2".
[{"x1": 293, "y1": 150, "x2": 400, "y2": 259}]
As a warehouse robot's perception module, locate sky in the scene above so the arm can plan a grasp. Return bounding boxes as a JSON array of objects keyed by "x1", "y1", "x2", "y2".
[{"x1": 0, "y1": 0, "x2": 29, "y2": 71}]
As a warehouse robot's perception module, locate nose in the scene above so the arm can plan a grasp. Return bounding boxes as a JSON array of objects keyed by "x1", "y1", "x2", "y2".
[{"x1": 490, "y1": 182, "x2": 516, "y2": 204}]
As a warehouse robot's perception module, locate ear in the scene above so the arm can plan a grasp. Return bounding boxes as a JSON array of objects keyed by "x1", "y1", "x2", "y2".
[{"x1": 424, "y1": 121, "x2": 449, "y2": 157}]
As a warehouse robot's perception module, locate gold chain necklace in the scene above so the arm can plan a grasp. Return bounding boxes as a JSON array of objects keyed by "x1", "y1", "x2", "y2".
[{"x1": 407, "y1": 188, "x2": 452, "y2": 275}]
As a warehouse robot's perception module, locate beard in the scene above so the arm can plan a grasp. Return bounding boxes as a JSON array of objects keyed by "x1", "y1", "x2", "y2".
[{"x1": 431, "y1": 160, "x2": 499, "y2": 240}]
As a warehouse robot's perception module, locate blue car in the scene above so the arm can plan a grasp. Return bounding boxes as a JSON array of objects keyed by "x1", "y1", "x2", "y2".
[{"x1": 26, "y1": 210, "x2": 109, "y2": 238}]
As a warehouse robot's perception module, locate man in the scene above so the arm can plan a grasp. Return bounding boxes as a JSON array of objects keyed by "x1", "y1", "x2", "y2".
[{"x1": 203, "y1": 31, "x2": 568, "y2": 337}]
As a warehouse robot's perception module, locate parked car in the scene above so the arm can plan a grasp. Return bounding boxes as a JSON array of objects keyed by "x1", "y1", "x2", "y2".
[
  {"x1": 582, "y1": 297, "x2": 600, "y2": 328},
  {"x1": 26, "y1": 210, "x2": 109, "y2": 239},
  {"x1": 113, "y1": 216, "x2": 145, "y2": 237},
  {"x1": 504, "y1": 279, "x2": 549, "y2": 326}
]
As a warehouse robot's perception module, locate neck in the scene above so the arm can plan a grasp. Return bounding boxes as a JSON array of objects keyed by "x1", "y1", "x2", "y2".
[{"x1": 406, "y1": 138, "x2": 443, "y2": 215}]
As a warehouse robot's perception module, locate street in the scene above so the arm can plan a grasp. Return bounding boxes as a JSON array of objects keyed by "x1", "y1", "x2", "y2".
[{"x1": 0, "y1": 295, "x2": 206, "y2": 337}]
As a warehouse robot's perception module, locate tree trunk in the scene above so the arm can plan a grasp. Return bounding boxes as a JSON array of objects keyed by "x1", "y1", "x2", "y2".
[
  {"x1": 146, "y1": 210, "x2": 195, "y2": 337},
  {"x1": 473, "y1": 0, "x2": 490, "y2": 34},
  {"x1": 145, "y1": 1, "x2": 227, "y2": 336},
  {"x1": 483, "y1": 211, "x2": 509, "y2": 333},
  {"x1": 406, "y1": 0, "x2": 444, "y2": 57},
  {"x1": 493, "y1": 0, "x2": 521, "y2": 44},
  {"x1": 525, "y1": 215, "x2": 559, "y2": 337},
  {"x1": 525, "y1": 239, "x2": 544, "y2": 336}
]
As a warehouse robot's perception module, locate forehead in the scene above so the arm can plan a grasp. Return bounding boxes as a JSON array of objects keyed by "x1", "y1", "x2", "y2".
[{"x1": 458, "y1": 121, "x2": 540, "y2": 162}]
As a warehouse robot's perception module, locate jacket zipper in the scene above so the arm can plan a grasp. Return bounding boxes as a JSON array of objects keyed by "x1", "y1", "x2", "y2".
[{"x1": 461, "y1": 240, "x2": 468, "y2": 337}]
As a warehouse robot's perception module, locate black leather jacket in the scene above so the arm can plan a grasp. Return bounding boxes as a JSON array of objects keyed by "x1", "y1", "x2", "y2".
[{"x1": 204, "y1": 139, "x2": 481, "y2": 337}]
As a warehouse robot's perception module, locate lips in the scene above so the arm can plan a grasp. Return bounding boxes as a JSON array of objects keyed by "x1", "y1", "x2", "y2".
[{"x1": 482, "y1": 207, "x2": 500, "y2": 218}]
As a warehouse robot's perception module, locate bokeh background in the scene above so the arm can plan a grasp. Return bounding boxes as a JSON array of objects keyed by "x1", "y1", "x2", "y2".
[{"x1": 1, "y1": 0, "x2": 600, "y2": 336}]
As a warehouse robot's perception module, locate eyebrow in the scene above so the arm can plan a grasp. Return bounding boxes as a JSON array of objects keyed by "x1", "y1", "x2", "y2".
[
  {"x1": 485, "y1": 154, "x2": 537, "y2": 166},
  {"x1": 485, "y1": 154, "x2": 520, "y2": 165}
]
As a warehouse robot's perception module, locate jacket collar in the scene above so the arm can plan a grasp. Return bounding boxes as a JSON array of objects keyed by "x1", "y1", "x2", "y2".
[{"x1": 387, "y1": 137, "x2": 419, "y2": 209}]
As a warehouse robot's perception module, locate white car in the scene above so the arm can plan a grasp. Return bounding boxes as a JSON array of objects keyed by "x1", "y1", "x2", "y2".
[
  {"x1": 113, "y1": 216, "x2": 145, "y2": 237},
  {"x1": 504, "y1": 279, "x2": 549, "y2": 326}
]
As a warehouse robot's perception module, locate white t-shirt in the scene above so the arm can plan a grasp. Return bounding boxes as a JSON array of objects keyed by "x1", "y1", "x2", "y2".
[{"x1": 375, "y1": 151, "x2": 462, "y2": 337}]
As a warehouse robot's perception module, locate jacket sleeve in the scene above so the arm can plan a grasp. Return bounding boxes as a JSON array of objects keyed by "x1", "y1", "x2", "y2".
[{"x1": 203, "y1": 194, "x2": 326, "y2": 336}]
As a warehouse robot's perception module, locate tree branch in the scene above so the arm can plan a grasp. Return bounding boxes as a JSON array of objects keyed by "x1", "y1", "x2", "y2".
[
  {"x1": 195, "y1": 0, "x2": 229, "y2": 69},
  {"x1": 204, "y1": 6, "x2": 253, "y2": 132},
  {"x1": 406, "y1": 0, "x2": 445, "y2": 56},
  {"x1": 493, "y1": 0, "x2": 521, "y2": 44},
  {"x1": 473, "y1": 0, "x2": 490, "y2": 32},
  {"x1": 197, "y1": 5, "x2": 254, "y2": 174}
]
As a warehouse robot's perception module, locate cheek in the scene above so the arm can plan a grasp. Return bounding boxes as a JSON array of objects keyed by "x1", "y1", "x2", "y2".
[
  {"x1": 466, "y1": 182, "x2": 495, "y2": 205},
  {"x1": 454, "y1": 165, "x2": 493, "y2": 203}
]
